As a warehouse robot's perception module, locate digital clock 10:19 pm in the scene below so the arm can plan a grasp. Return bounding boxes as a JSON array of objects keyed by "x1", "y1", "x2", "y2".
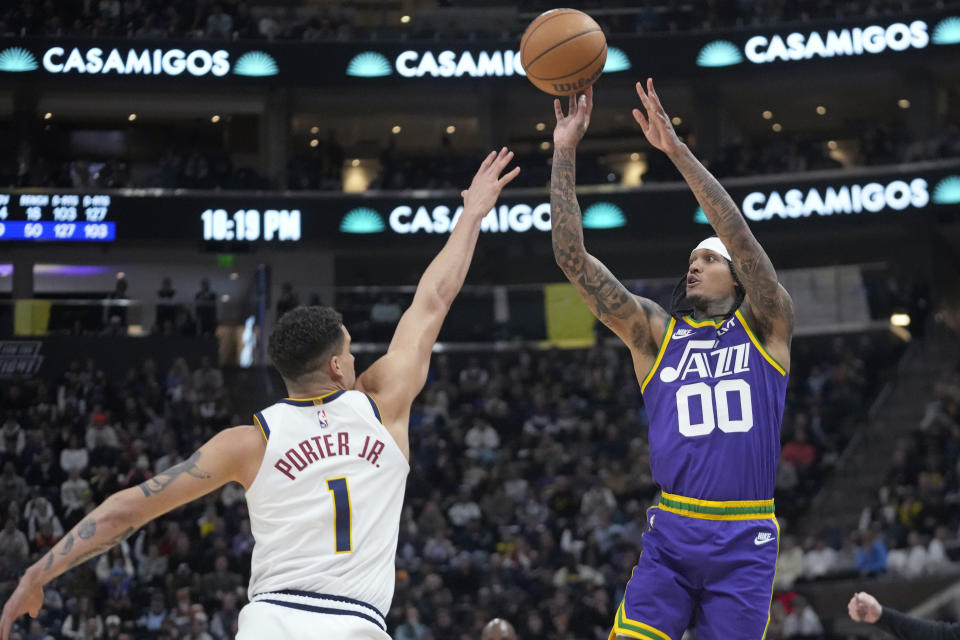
[{"x1": 201, "y1": 208, "x2": 302, "y2": 242}]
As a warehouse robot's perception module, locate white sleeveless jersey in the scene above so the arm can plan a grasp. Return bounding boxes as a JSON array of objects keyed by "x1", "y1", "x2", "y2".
[{"x1": 245, "y1": 390, "x2": 408, "y2": 623}]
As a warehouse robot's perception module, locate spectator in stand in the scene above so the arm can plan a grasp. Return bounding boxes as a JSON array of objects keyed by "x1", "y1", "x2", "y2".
[
  {"x1": 0, "y1": 417, "x2": 24, "y2": 459},
  {"x1": 60, "y1": 434, "x2": 90, "y2": 473},
  {"x1": 135, "y1": 540, "x2": 168, "y2": 585},
  {"x1": 855, "y1": 530, "x2": 888, "y2": 576},
  {"x1": 275, "y1": 282, "x2": 300, "y2": 320},
  {"x1": 23, "y1": 492, "x2": 63, "y2": 542},
  {"x1": 0, "y1": 519, "x2": 28, "y2": 562},
  {"x1": 59, "y1": 468, "x2": 90, "y2": 528},
  {"x1": 775, "y1": 535, "x2": 804, "y2": 590},
  {"x1": 465, "y1": 418, "x2": 499, "y2": 463},
  {"x1": 205, "y1": 4, "x2": 233, "y2": 39},
  {"x1": 194, "y1": 279, "x2": 218, "y2": 337},
  {"x1": 459, "y1": 357, "x2": 489, "y2": 400},
  {"x1": 137, "y1": 593, "x2": 169, "y2": 635},
  {"x1": 24, "y1": 447, "x2": 62, "y2": 492},
  {"x1": 395, "y1": 606, "x2": 430, "y2": 640},
  {"x1": 894, "y1": 530, "x2": 929, "y2": 579},
  {"x1": 209, "y1": 591, "x2": 238, "y2": 640},
  {"x1": 189, "y1": 611, "x2": 214, "y2": 640},
  {"x1": 61, "y1": 597, "x2": 100, "y2": 640},
  {"x1": 927, "y1": 526, "x2": 953, "y2": 574},
  {"x1": 192, "y1": 356, "x2": 224, "y2": 397},
  {"x1": 199, "y1": 556, "x2": 242, "y2": 600},
  {"x1": 802, "y1": 536, "x2": 836, "y2": 581},
  {"x1": 783, "y1": 595, "x2": 824, "y2": 638},
  {"x1": 781, "y1": 424, "x2": 817, "y2": 470},
  {"x1": 106, "y1": 277, "x2": 129, "y2": 332},
  {"x1": 86, "y1": 413, "x2": 119, "y2": 457},
  {"x1": 156, "y1": 277, "x2": 177, "y2": 335},
  {"x1": 0, "y1": 462, "x2": 28, "y2": 506}
]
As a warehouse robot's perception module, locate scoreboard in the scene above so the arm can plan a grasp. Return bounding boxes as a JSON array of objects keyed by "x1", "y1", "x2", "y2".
[
  {"x1": 0, "y1": 193, "x2": 115, "y2": 242},
  {"x1": 0, "y1": 191, "x2": 301, "y2": 244}
]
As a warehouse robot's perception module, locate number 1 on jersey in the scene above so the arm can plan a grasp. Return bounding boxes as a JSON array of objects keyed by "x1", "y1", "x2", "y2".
[{"x1": 326, "y1": 477, "x2": 353, "y2": 553}]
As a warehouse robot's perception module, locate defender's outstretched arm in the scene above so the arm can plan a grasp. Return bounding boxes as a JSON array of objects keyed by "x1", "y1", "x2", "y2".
[{"x1": 357, "y1": 148, "x2": 520, "y2": 451}]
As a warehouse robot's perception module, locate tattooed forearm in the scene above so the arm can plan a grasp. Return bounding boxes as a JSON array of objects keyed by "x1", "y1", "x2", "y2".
[
  {"x1": 669, "y1": 145, "x2": 749, "y2": 243},
  {"x1": 550, "y1": 147, "x2": 586, "y2": 273},
  {"x1": 668, "y1": 145, "x2": 791, "y2": 326},
  {"x1": 138, "y1": 450, "x2": 211, "y2": 497},
  {"x1": 35, "y1": 516, "x2": 136, "y2": 584},
  {"x1": 551, "y1": 147, "x2": 649, "y2": 341},
  {"x1": 78, "y1": 518, "x2": 96, "y2": 539},
  {"x1": 65, "y1": 527, "x2": 136, "y2": 571}
]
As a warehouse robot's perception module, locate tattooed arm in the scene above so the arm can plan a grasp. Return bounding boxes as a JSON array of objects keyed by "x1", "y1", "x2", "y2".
[
  {"x1": 0, "y1": 425, "x2": 265, "y2": 639},
  {"x1": 551, "y1": 88, "x2": 668, "y2": 364},
  {"x1": 632, "y1": 78, "x2": 793, "y2": 368}
]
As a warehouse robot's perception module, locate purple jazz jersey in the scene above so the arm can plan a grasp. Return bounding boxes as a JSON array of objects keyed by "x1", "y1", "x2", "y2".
[
  {"x1": 610, "y1": 310, "x2": 788, "y2": 640},
  {"x1": 642, "y1": 310, "x2": 788, "y2": 501}
]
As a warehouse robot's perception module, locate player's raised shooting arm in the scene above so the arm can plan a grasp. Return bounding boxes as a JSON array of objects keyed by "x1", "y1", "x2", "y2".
[
  {"x1": 633, "y1": 78, "x2": 793, "y2": 345},
  {"x1": 669, "y1": 145, "x2": 792, "y2": 336},
  {"x1": 357, "y1": 149, "x2": 520, "y2": 431},
  {"x1": 550, "y1": 143, "x2": 667, "y2": 355},
  {"x1": 0, "y1": 426, "x2": 263, "y2": 638}
]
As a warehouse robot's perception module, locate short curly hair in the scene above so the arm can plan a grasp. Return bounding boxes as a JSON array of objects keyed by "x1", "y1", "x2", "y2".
[{"x1": 268, "y1": 306, "x2": 344, "y2": 381}]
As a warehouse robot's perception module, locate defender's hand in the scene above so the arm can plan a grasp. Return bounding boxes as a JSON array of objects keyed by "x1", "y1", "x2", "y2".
[
  {"x1": 461, "y1": 147, "x2": 521, "y2": 218},
  {"x1": 0, "y1": 574, "x2": 44, "y2": 640}
]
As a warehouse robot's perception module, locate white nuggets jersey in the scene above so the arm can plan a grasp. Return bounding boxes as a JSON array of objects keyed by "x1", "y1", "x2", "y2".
[{"x1": 244, "y1": 389, "x2": 408, "y2": 633}]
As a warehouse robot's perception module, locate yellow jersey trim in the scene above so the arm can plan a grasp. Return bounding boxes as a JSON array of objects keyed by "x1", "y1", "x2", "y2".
[
  {"x1": 659, "y1": 490, "x2": 774, "y2": 510},
  {"x1": 285, "y1": 389, "x2": 343, "y2": 403},
  {"x1": 640, "y1": 317, "x2": 676, "y2": 394},
  {"x1": 681, "y1": 315, "x2": 723, "y2": 329},
  {"x1": 252, "y1": 415, "x2": 268, "y2": 443},
  {"x1": 735, "y1": 310, "x2": 787, "y2": 376},
  {"x1": 368, "y1": 394, "x2": 384, "y2": 424},
  {"x1": 612, "y1": 601, "x2": 673, "y2": 640},
  {"x1": 761, "y1": 517, "x2": 781, "y2": 640}
]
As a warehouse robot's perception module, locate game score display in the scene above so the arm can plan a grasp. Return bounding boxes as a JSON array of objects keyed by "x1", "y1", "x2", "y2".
[
  {"x1": 0, "y1": 192, "x2": 302, "y2": 244},
  {"x1": 0, "y1": 193, "x2": 115, "y2": 242}
]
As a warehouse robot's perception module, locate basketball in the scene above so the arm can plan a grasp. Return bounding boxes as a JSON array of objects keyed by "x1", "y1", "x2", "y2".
[{"x1": 520, "y1": 9, "x2": 607, "y2": 96}]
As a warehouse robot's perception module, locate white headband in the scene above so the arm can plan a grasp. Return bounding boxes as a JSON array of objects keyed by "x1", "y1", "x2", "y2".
[{"x1": 693, "y1": 237, "x2": 731, "y2": 262}]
